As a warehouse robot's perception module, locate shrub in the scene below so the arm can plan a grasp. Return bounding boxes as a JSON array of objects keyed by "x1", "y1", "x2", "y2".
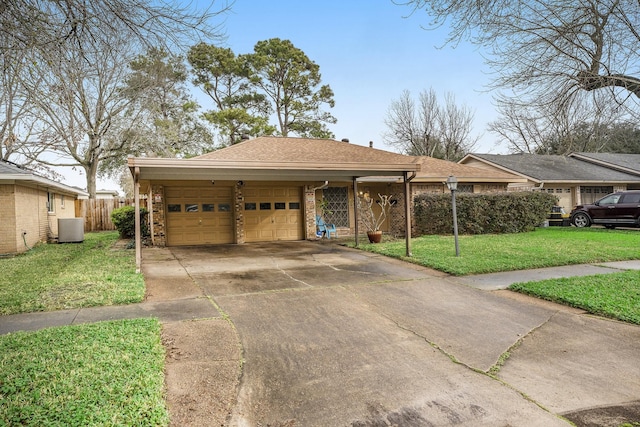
[
  {"x1": 111, "y1": 206, "x2": 149, "y2": 238},
  {"x1": 414, "y1": 191, "x2": 557, "y2": 235}
]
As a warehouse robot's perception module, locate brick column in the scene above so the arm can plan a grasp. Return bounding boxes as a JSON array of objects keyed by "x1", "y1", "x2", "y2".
[
  {"x1": 150, "y1": 184, "x2": 166, "y2": 246},
  {"x1": 304, "y1": 185, "x2": 317, "y2": 239},
  {"x1": 234, "y1": 183, "x2": 245, "y2": 244}
]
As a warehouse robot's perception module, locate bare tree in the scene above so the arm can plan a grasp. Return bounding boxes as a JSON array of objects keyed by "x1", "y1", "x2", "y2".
[
  {"x1": 399, "y1": 0, "x2": 640, "y2": 121},
  {"x1": 489, "y1": 90, "x2": 625, "y2": 153},
  {"x1": 384, "y1": 89, "x2": 477, "y2": 161},
  {"x1": 0, "y1": 0, "x2": 227, "y2": 55},
  {"x1": 1, "y1": 0, "x2": 228, "y2": 196},
  {"x1": 20, "y1": 30, "x2": 139, "y2": 197}
]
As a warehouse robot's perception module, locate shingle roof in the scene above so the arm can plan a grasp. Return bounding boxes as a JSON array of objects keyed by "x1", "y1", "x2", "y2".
[
  {"x1": 195, "y1": 136, "x2": 522, "y2": 183},
  {"x1": 0, "y1": 159, "x2": 31, "y2": 175},
  {"x1": 0, "y1": 159, "x2": 88, "y2": 196},
  {"x1": 196, "y1": 136, "x2": 416, "y2": 164},
  {"x1": 414, "y1": 156, "x2": 521, "y2": 182},
  {"x1": 467, "y1": 153, "x2": 640, "y2": 182},
  {"x1": 570, "y1": 152, "x2": 640, "y2": 176}
]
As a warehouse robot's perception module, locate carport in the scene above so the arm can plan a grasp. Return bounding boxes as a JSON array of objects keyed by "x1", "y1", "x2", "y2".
[{"x1": 128, "y1": 155, "x2": 421, "y2": 272}]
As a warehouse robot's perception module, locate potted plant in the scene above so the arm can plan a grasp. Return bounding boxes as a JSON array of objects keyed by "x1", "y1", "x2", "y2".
[{"x1": 358, "y1": 193, "x2": 393, "y2": 243}]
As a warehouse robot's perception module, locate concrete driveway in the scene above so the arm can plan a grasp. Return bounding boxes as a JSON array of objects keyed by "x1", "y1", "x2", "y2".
[{"x1": 168, "y1": 241, "x2": 640, "y2": 426}]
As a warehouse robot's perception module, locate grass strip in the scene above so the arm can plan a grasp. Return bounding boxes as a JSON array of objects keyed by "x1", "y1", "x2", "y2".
[
  {"x1": 0, "y1": 318, "x2": 168, "y2": 426},
  {"x1": 0, "y1": 232, "x2": 144, "y2": 315},
  {"x1": 350, "y1": 228, "x2": 640, "y2": 276},
  {"x1": 510, "y1": 270, "x2": 640, "y2": 324}
]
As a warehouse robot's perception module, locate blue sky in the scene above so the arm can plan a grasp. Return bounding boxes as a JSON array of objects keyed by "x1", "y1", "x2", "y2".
[{"x1": 214, "y1": 0, "x2": 502, "y2": 153}]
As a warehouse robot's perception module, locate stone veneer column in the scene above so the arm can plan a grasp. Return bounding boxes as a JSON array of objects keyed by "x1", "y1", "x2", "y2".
[
  {"x1": 150, "y1": 184, "x2": 166, "y2": 246},
  {"x1": 234, "y1": 183, "x2": 245, "y2": 244},
  {"x1": 304, "y1": 185, "x2": 317, "y2": 239}
]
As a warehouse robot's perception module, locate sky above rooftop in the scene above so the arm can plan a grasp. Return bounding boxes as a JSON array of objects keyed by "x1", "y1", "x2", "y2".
[{"x1": 214, "y1": 0, "x2": 499, "y2": 152}]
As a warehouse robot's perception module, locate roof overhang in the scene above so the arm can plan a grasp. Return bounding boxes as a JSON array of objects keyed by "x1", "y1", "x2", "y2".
[
  {"x1": 0, "y1": 174, "x2": 88, "y2": 197},
  {"x1": 128, "y1": 157, "x2": 421, "y2": 182}
]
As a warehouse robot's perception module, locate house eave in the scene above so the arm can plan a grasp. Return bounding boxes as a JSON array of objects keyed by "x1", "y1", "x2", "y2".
[{"x1": 128, "y1": 157, "x2": 421, "y2": 182}]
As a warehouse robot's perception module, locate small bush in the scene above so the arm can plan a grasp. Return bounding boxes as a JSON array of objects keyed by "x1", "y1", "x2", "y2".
[
  {"x1": 111, "y1": 206, "x2": 149, "y2": 238},
  {"x1": 414, "y1": 191, "x2": 557, "y2": 235}
]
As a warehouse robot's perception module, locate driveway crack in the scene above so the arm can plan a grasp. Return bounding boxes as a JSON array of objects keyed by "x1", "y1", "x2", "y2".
[{"x1": 271, "y1": 257, "x2": 313, "y2": 287}]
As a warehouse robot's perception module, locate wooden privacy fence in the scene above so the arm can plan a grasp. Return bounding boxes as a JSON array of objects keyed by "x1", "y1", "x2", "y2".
[{"x1": 75, "y1": 198, "x2": 148, "y2": 232}]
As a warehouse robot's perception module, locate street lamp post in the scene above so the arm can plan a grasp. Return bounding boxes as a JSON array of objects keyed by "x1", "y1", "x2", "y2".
[{"x1": 446, "y1": 175, "x2": 460, "y2": 257}]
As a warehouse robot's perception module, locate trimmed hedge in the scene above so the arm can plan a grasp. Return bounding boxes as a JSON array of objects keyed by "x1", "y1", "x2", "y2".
[
  {"x1": 414, "y1": 191, "x2": 558, "y2": 235},
  {"x1": 111, "y1": 206, "x2": 149, "y2": 238}
]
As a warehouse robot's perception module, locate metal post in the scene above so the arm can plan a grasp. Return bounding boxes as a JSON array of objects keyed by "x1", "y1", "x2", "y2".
[
  {"x1": 446, "y1": 175, "x2": 460, "y2": 257},
  {"x1": 134, "y1": 167, "x2": 141, "y2": 272},
  {"x1": 451, "y1": 188, "x2": 460, "y2": 257}
]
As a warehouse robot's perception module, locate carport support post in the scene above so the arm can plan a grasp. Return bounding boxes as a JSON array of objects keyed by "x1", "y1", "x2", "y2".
[
  {"x1": 404, "y1": 171, "x2": 413, "y2": 257},
  {"x1": 353, "y1": 178, "x2": 359, "y2": 247},
  {"x1": 134, "y1": 167, "x2": 141, "y2": 273}
]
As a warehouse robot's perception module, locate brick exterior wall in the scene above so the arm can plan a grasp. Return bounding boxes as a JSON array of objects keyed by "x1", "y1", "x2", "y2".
[
  {"x1": 0, "y1": 184, "x2": 78, "y2": 254},
  {"x1": 0, "y1": 184, "x2": 17, "y2": 253}
]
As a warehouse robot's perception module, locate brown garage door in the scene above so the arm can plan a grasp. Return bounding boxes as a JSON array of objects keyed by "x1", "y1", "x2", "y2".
[
  {"x1": 243, "y1": 186, "x2": 303, "y2": 242},
  {"x1": 165, "y1": 186, "x2": 234, "y2": 246}
]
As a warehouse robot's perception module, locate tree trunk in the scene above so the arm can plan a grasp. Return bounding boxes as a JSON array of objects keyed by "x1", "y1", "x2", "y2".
[{"x1": 84, "y1": 162, "x2": 99, "y2": 199}]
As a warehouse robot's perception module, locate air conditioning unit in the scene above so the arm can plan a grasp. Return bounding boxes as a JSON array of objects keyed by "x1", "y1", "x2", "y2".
[{"x1": 58, "y1": 218, "x2": 85, "y2": 243}]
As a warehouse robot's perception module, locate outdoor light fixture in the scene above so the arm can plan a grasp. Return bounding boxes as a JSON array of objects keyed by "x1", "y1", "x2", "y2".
[{"x1": 445, "y1": 175, "x2": 460, "y2": 257}]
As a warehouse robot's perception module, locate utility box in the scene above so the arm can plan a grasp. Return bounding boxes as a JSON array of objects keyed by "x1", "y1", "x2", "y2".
[{"x1": 58, "y1": 218, "x2": 85, "y2": 243}]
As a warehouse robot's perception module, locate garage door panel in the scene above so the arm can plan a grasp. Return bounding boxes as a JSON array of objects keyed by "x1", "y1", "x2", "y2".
[
  {"x1": 244, "y1": 186, "x2": 303, "y2": 242},
  {"x1": 166, "y1": 186, "x2": 234, "y2": 246}
]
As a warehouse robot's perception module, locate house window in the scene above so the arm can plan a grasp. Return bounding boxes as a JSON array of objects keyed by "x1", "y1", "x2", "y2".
[
  {"x1": 457, "y1": 184, "x2": 473, "y2": 193},
  {"x1": 245, "y1": 202, "x2": 257, "y2": 211},
  {"x1": 322, "y1": 187, "x2": 348, "y2": 227},
  {"x1": 168, "y1": 204, "x2": 181, "y2": 212},
  {"x1": 60, "y1": 195, "x2": 65, "y2": 209},
  {"x1": 202, "y1": 204, "x2": 214, "y2": 212},
  {"x1": 47, "y1": 192, "x2": 55, "y2": 213}
]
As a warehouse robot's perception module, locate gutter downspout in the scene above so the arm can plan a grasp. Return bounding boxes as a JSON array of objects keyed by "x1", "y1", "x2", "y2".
[{"x1": 404, "y1": 171, "x2": 417, "y2": 257}]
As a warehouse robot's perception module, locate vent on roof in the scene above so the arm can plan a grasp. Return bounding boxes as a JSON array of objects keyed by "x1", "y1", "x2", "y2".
[
  {"x1": 341, "y1": 138, "x2": 349, "y2": 143},
  {"x1": 369, "y1": 141, "x2": 373, "y2": 148}
]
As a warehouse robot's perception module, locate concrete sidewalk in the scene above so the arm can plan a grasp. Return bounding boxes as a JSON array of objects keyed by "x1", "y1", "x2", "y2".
[
  {"x1": 455, "y1": 260, "x2": 640, "y2": 290},
  {"x1": 2, "y1": 258, "x2": 639, "y2": 335}
]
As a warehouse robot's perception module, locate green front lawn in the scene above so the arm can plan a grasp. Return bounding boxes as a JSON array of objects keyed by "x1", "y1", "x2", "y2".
[
  {"x1": 0, "y1": 232, "x2": 144, "y2": 315},
  {"x1": 510, "y1": 270, "x2": 640, "y2": 324},
  {"x1": 353, "y1": 227, "x2": 640, "y2": 276},
  {"x1": 0, "y1": 319, "x2": 168, "y2": 426}
]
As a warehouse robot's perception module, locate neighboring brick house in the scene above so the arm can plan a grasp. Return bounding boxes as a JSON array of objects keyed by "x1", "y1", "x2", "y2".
[
  {"x1": 127, "y1": 137, "x2": 525, "y2": 256},
  {"x1": 460, "y1": 153, "x2": 640, "y2": 212},
  {"x1": 0, "y1": 160, "x2": 88, "y2": 254}
]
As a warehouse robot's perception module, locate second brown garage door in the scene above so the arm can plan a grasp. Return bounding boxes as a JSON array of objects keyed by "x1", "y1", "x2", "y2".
[{"x1": 243, "y1": 186, "x2": 303, "y2": 242}]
